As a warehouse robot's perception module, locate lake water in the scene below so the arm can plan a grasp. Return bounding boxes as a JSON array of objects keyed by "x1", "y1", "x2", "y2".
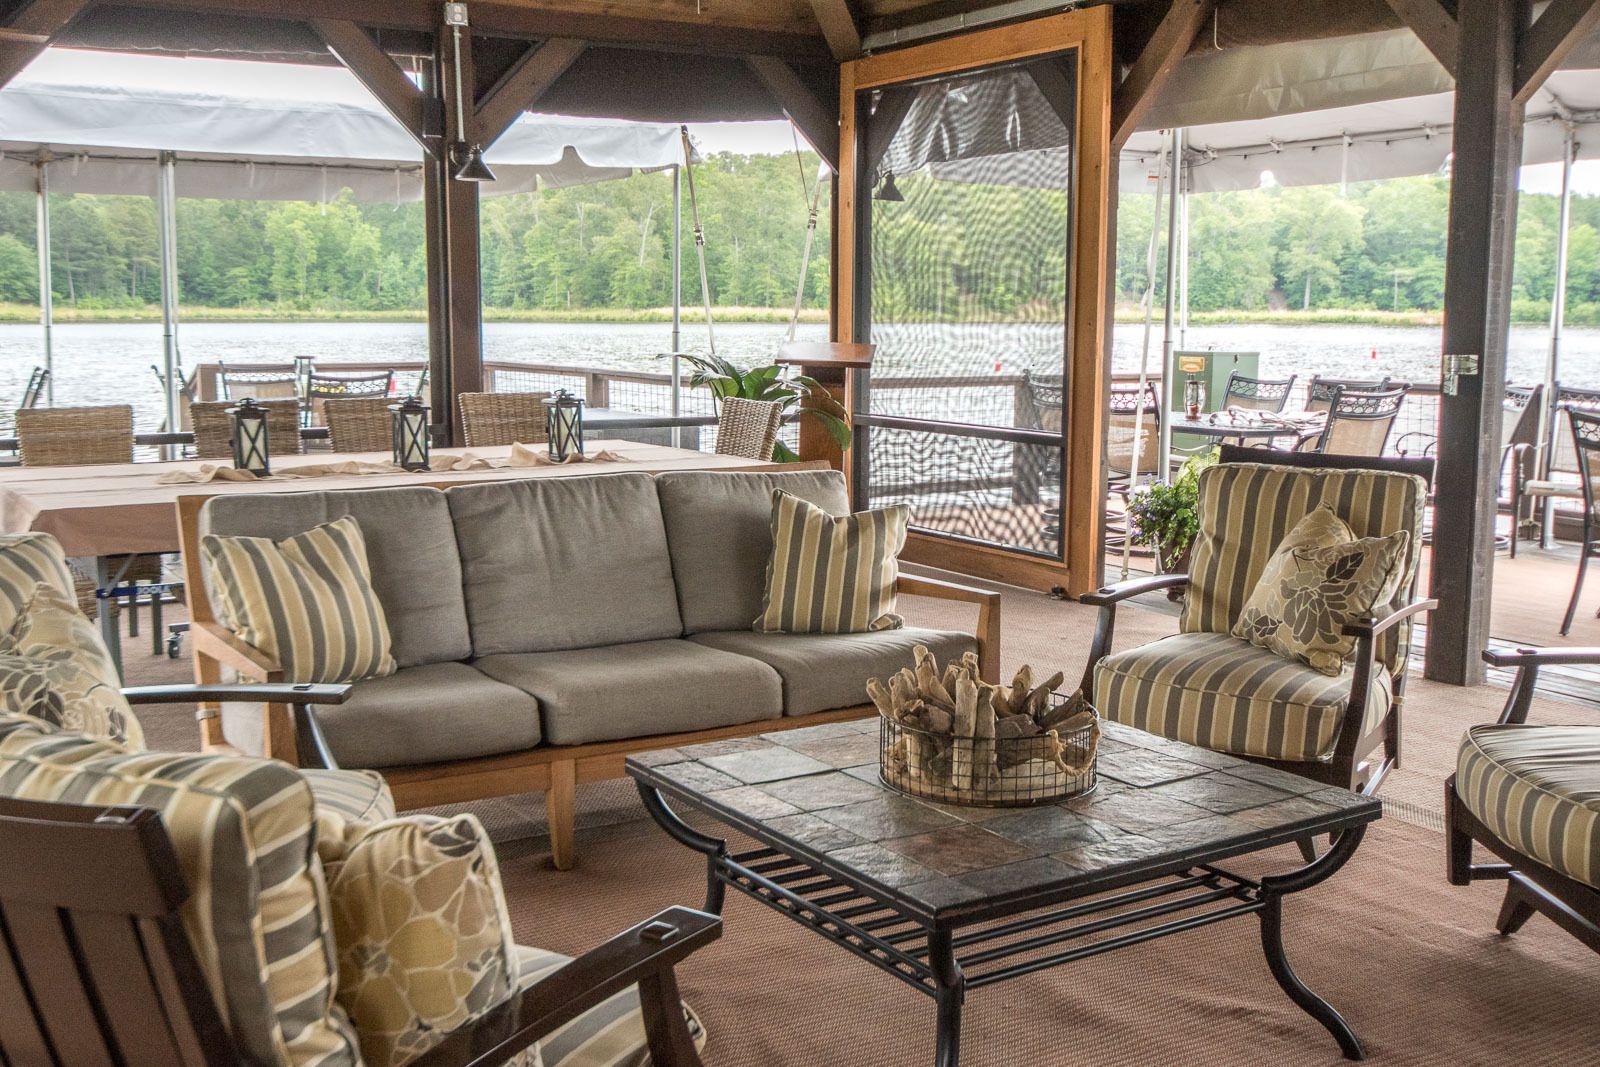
[{"x1": 2, "y1": 318, "x2": 1596, "y2": 432}]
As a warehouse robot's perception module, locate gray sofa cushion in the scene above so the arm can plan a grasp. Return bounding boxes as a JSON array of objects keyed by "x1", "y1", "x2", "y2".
[
  {"x1": 448, "y1": 474, "x2": 683, "y2": 656},
  {"x1": 473, "y1": 639, "x2": 782, "y2": 746},
  {"x1": 688, "y1": 628, "x2": 977, "y2": 717},
  {"x1": 199, "y1": 487, "x2": 470, "y2": 669},
  {"x1": 656, "y1": 469, "x2": 850, "y2": 633}
]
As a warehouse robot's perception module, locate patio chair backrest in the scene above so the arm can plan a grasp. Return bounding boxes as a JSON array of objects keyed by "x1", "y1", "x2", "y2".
[
  {"x1": 458, "y1": 391, "x2": 547, "y2": 447},
  {"x1": 714, "y1": 397, "x2": 783, "y2": 460},
  {"x1": 0, "y1": 796, "x2": 238, "y2": 1067},
  {"x1": 325, "y1": 396, "x2": 396, "y2": 454},
  {"x1": 1183, "y1": 451, "x2": 1431, "y2": 677},
  {"x1": 16, "y1": 406, "x2": 134, "y2": 467},
  {"x1": 308, "y1": 370, "x2": 393, "y2": 401},
  {"x1": 1222, "y1": 372, "x2": 1297, "y2": 413},
  {"x1": 19, "y1": 367, "x2": 48, "y2": 411},
  {"x1": 1312, "y1": 386, "x2": 1408, "y2": 457},
  {"x1": 1569, "y1": 408, "x2": 1600, "y2": 522},
  {"x1": 1550, "y1": 384, "x2": 1600, "y2": 475},
  {"x1": 1106, "y1": 381, "x2": 1160, "y2": 476},
  {"x1": 1305, "y1": 375, "x2": 1390, "y2": 413},
  {"x1": 1020, "y1": 370, "x2": 1065, "y2": 434},
  {"x1": 1501, "y1": 383, "x2": 1542, "y2": 453},
  {"x1": 219, "y1": 363, "x2": 299, "y2": 401},
  {"x1": 189, "y1": 398, "x2": 302, "y2": 460}
]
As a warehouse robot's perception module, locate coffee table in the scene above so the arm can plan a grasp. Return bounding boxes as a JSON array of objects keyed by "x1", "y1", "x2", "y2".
[{"x1": 627, "y1": 717, "x2": 1381, "y2": 1065}]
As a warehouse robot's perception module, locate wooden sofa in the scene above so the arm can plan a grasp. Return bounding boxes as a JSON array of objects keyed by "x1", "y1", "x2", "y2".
[{"x1": 178, "y1": 465, "x2": 1000, "y2": 869}]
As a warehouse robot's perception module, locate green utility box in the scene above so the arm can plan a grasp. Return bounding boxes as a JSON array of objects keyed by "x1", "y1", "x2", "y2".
[{"x1": 1168, "y1": 350, "x2": 1259, "y2": 452}]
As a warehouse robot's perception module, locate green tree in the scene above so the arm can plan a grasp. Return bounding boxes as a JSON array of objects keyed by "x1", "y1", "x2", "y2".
[
  {"x1": 0, "y1": 233, "x2": 37, "y2": 303},
  {"x1": 1273, "y1": 186, "x2": 1365, "y2": 309}
]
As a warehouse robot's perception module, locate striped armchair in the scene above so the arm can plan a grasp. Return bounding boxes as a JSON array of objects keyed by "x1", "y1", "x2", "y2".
[{"x1": 1080, "y1": 447, "x2": 1436, "y2": 796}]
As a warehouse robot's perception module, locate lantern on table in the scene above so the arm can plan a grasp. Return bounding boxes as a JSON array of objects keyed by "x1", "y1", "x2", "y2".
[
  {"x1": 390, "y1": 397, "x2": 431, "y2": 472},
  {"x1": 1179, "y1": 355, "x2": 1207, "y2": 418},
  {"x1": 546, "y1": 389, "x2": 585, "y2": 462},
  {"x1": 228, "y1": 398, "x2": 272, "y2": 476}
]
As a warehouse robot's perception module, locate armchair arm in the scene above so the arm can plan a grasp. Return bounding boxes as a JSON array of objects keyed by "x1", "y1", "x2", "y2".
[
  {"x1": 897, "y1": 573, "x2": 1003, "y2": 684},
  {"x1": 408, "y1": 907, "x2": 722, "y2": 1067},
  {"x1": 1331, "y1": 598, "x2": 1437, "y2": 784},
  {"x1": 1075, "y1": 574, "x2": 1190, "y2": 696},
  {"x1": 1339, "y1": 598, "x2": 1439, "y2": 639},
  {"x1": 121, "y1": 683, "x2": 351, "y2": 706},
  {"x1": 1483, "y1": 645, "x2": 1600, "y2": 726}
]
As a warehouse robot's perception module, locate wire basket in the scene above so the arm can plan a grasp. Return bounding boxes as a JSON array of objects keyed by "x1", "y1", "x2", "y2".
[{"x1": 878, "y1": 697, "x2": 1098, "y2": 808}]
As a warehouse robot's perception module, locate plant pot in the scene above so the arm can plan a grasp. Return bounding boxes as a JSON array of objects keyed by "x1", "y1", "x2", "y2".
[{"x1": 1156, "y1": 541, "x2": 1192, "y2": 601}]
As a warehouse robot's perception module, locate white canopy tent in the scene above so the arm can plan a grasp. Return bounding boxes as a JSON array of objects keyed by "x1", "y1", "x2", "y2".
[{"x1": 0, "y1": 74, "x2": 685, "y2": 428}]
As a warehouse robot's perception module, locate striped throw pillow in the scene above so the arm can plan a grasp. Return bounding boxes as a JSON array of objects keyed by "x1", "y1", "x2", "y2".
[
  {"x1": 755, "y1": 490, "x2": 909, "y2": 634},
  {"x1": 202, "y1": 516, "x2": 396, "y2": 684}
]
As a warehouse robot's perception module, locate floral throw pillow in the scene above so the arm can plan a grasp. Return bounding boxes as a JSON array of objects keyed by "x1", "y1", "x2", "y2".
[{"x1": 1231, "y1": 507, "x2": 1411, "y2": 676}]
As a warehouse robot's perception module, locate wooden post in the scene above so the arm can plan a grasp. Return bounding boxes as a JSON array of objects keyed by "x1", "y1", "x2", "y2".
[
  {"x1": 776, "y1": 341, "x2": 874, "y2": 476},
  {"x1": 1425, "y1": 0, "x2": 1525, "y2": 687}
]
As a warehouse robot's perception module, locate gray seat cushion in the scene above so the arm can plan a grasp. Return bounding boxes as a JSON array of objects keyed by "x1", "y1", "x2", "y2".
[
  {"x1": 473, "y1": 640, "x2": 782, "y2": 746},
  {"x1": 656, "y1": 469, "x2": 850, "y2": 633},
  {"x1": 200, "y1": 487, "x2": 470, "y2": 669},
  {"x1": 447, "y1": 474, "x2": 683, "y2": 656},
  {"x1": 687, "y1": 628, "x2": 977, "y2": 717},
  {"x1": 313, "y1": 662, "x2": 541, "y2": 769}
]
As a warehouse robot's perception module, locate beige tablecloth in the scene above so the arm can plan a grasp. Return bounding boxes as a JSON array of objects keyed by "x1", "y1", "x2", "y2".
[{"x1": 0, "y1": 441, "x2": 785, "y2": 557}]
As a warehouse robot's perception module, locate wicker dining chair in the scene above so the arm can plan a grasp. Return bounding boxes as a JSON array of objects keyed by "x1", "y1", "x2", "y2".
[
  {"x1": 325, "y1": 396, "x2": 396, "y2": 454},
  {"x1": 189, "y1": 399, "x2": 303, "y2": 460},
  {"x1": 714, "y1": 397, "x2": 783, "y2": 460},
  {"x1": 1222, "y1": 372, "x2": 1298, "y2": 413},
  {"x1": 458, "y1": 392, "x2": 548, "y2": 447},
  {"x1": 16, "y1": 406, "x2": 134, "y2": 467},
  {"x1": 218, "y1": 363, "x2": 299, "y2": 402}
]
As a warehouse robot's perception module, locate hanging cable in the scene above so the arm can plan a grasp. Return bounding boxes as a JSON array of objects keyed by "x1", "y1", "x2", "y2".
[
  {"x1": 786, "y1": 124, "x2": 829, "y2": 344},
  {"x1": 679, "y1": 125, "x2": 716, "y2": 356}
]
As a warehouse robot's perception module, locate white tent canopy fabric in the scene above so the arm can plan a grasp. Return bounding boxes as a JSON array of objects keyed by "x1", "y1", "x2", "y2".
[{"x1": 0, "y1": 80, "x2": 683, "y2": 201}]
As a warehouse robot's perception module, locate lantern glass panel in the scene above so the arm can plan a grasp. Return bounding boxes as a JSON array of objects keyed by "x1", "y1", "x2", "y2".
[
  {"x1": 229, "y1": 400, "x2": 272, "y2": 476},
  {"x1": 392, "y1": 400, "x2": 431, "y2": 471},
  {"x1": 547, "y1": 392, "x2": 584, "y2": 461}
]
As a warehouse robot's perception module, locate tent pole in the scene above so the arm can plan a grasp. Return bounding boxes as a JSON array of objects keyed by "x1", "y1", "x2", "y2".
[
  {"x1": 1123, "y1": 140, "x2": 1169, "y2": 580},
  {"x1": 34, "y1": 157, "x2": 53, "y2": 406},
  {"x1": 157, "y1": 151, "x2": 181, "y2": 456},
  {"x1": 1540, "y1": 121, "x2": 1575, "y2": 549},
  {"x1": 1178, "y1": 157, "x2": 1190, "y2": 349},
  {"x1": 1158, "y1": 126, "x2": 1183, "y2": 481},
  {"x1": 671, "y1": 163, "x2": 683, "y2": 448}
]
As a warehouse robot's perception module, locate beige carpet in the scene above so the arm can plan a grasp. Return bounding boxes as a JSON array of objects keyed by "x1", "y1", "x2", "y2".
[{"x1": 124, "y1": 578, "x2": 1599, "y2": 1065}]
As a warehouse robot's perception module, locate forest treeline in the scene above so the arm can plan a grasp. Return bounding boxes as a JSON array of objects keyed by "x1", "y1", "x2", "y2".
[{"x1": 0, "y1": 159, "x2": 1595, "y2": 323}]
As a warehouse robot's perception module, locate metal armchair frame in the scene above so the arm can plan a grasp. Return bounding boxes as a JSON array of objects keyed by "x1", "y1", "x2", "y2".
[
  {"x1": 1078, "y1": 447, "x2": 1437, "y2": 796},
  {"x1": 1445, "y1": 646, "x2": 1600, "y2": 953},
  {"x1": 1221, "y1": 371, "x2": 1297, "y2": 413}
]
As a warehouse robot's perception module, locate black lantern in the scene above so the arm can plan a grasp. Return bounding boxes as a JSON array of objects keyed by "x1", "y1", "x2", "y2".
[
  {"x1": 228, "y1": 398, "x2": 271, "y2": 476},
  {"x1": 390, "y1": 397, "x2": 431, "y2": 472},
  {"x1": 546, "y1": 389, "x2": 584, "y2": 461}
]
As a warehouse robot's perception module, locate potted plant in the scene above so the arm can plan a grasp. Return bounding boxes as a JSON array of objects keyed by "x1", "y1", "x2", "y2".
[
  {"x1": 683, "y1": 353, "x2": 852, "y2": 463},
  {"x1": 1126, "y1": 451, "x2": 1217, "y2": 599}
]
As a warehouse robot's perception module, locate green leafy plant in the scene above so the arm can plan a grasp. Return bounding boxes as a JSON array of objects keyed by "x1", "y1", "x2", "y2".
[
  {"x1": 1125, "y1": 451, "x2": 1218, "y2": 563},
  {"x1": 683, "y1": 353, "x2": 852, "y2": 463}
]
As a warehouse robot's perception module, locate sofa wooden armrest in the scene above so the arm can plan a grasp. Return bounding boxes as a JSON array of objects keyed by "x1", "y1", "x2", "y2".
[
  {"x1": 187, "y1": 618, "x2": 310, "y2": 763},
  {"x1": 409, "y1": 907, "x2": 720, "y2": 1067},
  {"x1": 896, "y1": 573, "x2": 1002, "y2": 682},
  {"x1": 190, "y1": 619, "x2": 282, "y2": 679}
]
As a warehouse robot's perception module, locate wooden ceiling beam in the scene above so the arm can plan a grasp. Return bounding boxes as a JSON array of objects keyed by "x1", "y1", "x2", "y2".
[
  {"x1": 99, "y1": 0, "x2": 831, "y2": 59},
  {"x1": 1516, "y1": 0, "x2": 1600, "y2": 103},
  {"x1": 0, "y1": 0, "x2": 91, "y2": 91},
  {"x1": 1111, "y1": 0, "x2": 1215, "y2": 149},
  {"x1": 745, "y1": 55, "x2": 839, "y2": 170},
  {"x1": 474, "y1": 37, "x2": 585, "y2": 146},
  {"x1": 807, "y1": 0, "x2": 861, "y2": 60},
  {"x1": 1381, "y1": 0, "x2": 1459, "y2": 76},
  {"x1": 310, "y1": 18, "x2": 438, "y2": 150}
]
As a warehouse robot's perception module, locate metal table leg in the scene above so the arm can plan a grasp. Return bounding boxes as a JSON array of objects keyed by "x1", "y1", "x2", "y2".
[
  {"x1": 92, "y1": 556, "x2": 124, "y2": 681},
  {"x1": 637, "y1": 781, "x2": 730, "y2": 915},
  {"x1": 929, "y1": 929, "x2": 965, "y2": 1067}
]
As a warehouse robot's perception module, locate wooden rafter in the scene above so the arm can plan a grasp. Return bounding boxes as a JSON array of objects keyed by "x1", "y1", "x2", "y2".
[
  {"x1": 474, "y1": 37, "x2": 585, "y2": 146},
  {"x1": 1382, "y1": 0, "x2": 1459, "y2": 75},
  {"x1": 1111, "y1": 0, "x2": 1215, "y2": 148},
  {"x1": 0, "y1": 0, "x2": 91, "y2": 91},
  {"x1": 808, "y1": 0, "x2": 861, "y2": 61},
  {"x1": 745, "y1": 56, "x2": 839, "y2": 170},
  {"x1": 309, "y1": 18, "x2": 436, "y2": 151},
  {"x1": 1516, "y1": 0, "x2": 1600, "y2": 103}
]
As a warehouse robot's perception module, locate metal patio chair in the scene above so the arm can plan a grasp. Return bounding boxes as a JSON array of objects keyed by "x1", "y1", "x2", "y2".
[
  {"x1": 1301, "y1": 385, "x2": 1408, "y2": 457},
  {"x1": 1221, "y1": 371, "x2": 1297, "y2": 413},
  {"x1": 306, "y1": 369, "x2": 393, "y2": 426},
  {"x1": 217, "y1": 362, "x2": 298, "y2": 402},
  {"x1": 1559, "y1": 407, "x2": 1600, "y2": 635},
  {"x1": 19, "y1": 366, "x2": 49, "y2": 411},
  {"x1": 1526, "y1": 384, "x2": 1600, "y2": 543},
  {"x1": 1304, "y1": 375, "x2": 1393, "y2": 413}
]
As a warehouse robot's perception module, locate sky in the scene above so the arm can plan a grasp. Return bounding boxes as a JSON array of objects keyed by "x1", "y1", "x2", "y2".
[{"x1": 14, "y1": 48, "x2": 1600, "y2": 192}]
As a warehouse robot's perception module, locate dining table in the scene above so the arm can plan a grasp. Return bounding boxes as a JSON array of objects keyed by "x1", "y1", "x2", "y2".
[
  {"x1": 0, "y1": 439, "x2": 781, "y2": 676},
  {"x1": 1167, "y1": 408, "x2": 1326, "y2": 446}
]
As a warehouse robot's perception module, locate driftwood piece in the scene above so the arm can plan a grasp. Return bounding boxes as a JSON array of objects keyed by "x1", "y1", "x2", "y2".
[
  {"x1": 972, "y1": 688, "x2": 997, "y2": 787},
  {"x1": 951, "y1": 676, "x2": 978, "y2": 789}
]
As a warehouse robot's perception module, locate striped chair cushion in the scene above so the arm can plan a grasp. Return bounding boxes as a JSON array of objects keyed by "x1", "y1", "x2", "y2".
[
  {"x1": 326, "y1": 814, "x2": 519, "y2": 1067},
  {"x1": 1181, "y1": 462, "x2": 1428, "y2": 674},
  {"x1": 0, "y1": 713, "x2": 358, "y2": 1067},
  {"x1": 1457, "y1": 724, "x2": 1600, "y2": 889},
  {"x1": 754, "y1": 490, "x2": 909, "y2": 634},
  {"x1": 0, "y1": 533, "x2": 76, "y2": 633},
  {"x1": 1092, "y1": 632, "x2": 1393, "y2": 762},
  {"x1": 302, "y1": 767, "x2": 397, "y2": 865},
  {"x1": 203, "y1": 515, "x2": 397, "y2": 684},
  {"x1": 515, "y1": 946, "x2": 707, "y2": 1067}
]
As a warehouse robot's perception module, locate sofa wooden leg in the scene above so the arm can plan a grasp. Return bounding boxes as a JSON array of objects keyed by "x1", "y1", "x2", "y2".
[{"x1": 549, "y1": 760, "x2": 577, "y2": 871}]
